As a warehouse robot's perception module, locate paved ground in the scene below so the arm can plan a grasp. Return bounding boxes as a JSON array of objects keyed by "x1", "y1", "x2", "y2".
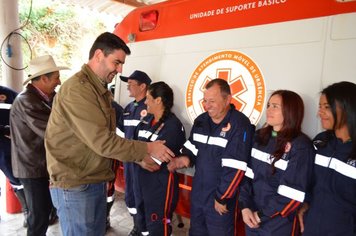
[{"x1": 0, "y1": 191, "x2": 190, "y2": 236}]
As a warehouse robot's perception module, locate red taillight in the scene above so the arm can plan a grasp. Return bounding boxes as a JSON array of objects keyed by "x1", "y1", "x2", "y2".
[{"x1": 139, "y1": 10, "x2": 159, "y2": 31}]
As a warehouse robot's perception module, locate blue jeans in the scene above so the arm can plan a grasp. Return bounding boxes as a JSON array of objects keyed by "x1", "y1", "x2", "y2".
[{"x1": 50, "y1": 182, "x2": 107, "y2": 236}]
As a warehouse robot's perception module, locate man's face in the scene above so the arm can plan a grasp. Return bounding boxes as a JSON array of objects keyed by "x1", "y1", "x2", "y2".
[
  {"x1": 127, "y1": 79, "x2": 146, "y2": 99},
  {"x1": 43, "y1": 71, "x2": 61, "y2": 95},
  {"x1": 203, "y1": 84, "x2": 231, "y2": 123},
  {"x1": 98, "y1": 49, "x2": 126, "y2": 84}
]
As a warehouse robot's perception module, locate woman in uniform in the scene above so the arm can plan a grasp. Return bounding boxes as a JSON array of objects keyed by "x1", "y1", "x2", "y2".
[
  {"x1": 298, "y1": 81, "x2": 356, "y2": 236},
  {"x1": 134, "y1": 81, "x2": 186, "y2": 236},
  {"x1": 239, "y1": 90, "x2": 315, "y2": 235}
]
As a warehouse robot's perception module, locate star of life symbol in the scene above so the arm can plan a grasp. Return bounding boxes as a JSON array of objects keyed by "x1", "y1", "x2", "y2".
[{"x1": 185, "y1": 51, "x2": 266, "y2": 125}]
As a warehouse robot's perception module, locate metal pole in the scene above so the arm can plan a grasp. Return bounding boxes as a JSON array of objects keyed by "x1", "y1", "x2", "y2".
[{"x1": 0, "y1": 0, "x2": 24, "y2": 92}]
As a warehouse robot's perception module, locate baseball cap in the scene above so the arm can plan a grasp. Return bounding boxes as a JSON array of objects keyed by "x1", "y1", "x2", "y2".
[{"x1": 120, "y1": 70, "x2": 152, "y2": 85}]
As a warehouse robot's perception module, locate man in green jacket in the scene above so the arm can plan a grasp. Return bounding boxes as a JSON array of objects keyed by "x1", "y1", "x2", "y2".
[
  {"x1": 45, "y1": 32, "x2": 173, "y2": 236},
  {"x1": 11, "y1": 55, "x2": 68, "y2": 236}
]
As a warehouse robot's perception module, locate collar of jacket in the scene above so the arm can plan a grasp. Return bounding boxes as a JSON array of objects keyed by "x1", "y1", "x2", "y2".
[
  {"x1": 26, "y1": 83, "x2": 54, "y2": 104},
  {"x1": 81, "y1": 64, "x2": 108, "y2": 96},
  {"x1": 134, "y1": 97, "x2": 146, "y2": 106}
]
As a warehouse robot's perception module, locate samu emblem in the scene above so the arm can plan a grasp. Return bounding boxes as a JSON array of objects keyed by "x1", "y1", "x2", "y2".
[{"x1": 185, "y1": 50, "x2": 266, "y2": 125}]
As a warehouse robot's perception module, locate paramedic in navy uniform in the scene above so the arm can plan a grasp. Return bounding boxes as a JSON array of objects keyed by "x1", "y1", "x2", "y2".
[
  {"x1": 238, "y1": 90, "x2": 315, "y2": 236},
  {"x1": 134, "y1": 81, "x2": 185, "y2": 236},
  {"x1": 298, "y1": 81, "x2": 356, "y2": 236},
  {"x1": 168, "y1": 78, "x2": 254, "y2": 236},
  {"x1": 119, "y1": 70, "x2": 151, "y2": 236}
]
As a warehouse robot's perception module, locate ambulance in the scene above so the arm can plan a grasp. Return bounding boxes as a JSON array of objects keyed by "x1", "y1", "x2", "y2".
[{"x1": 113, "y1": 0, "x2": 356, "y2": 223}]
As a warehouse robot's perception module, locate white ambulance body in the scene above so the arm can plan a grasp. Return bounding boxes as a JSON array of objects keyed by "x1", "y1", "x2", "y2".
[
  {"x1": 113, "y1": 0, "x2": 356, "y2": 219},
  {"x1": 114, "y1": 0, "x2": 356, "y2": 139}
]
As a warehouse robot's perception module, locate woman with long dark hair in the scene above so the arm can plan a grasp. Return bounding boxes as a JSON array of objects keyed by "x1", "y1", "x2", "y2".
[
  {"x1": 134, "y1": 81, "x2": 186, "y2": 236},
  {"x1": 239, "y1": 90, "x2": 315, "y2": 235},
  {"x1": 298, "y1": 81, "x2": 356, "y2": 236}
]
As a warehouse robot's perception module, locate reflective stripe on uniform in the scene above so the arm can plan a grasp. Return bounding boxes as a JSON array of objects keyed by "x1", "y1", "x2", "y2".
[
  {"x1": 150, "y1": 134, "x2": 158, "y2": 141},
  {"x1": 251, "y1": 148, "x2": 289, "y2": 170},
  {"x1": 315, "y1": 154, "x2": 356, "y2": 180},
  {"x1": 184, "y1": 140, "x2": 198, "y2": 156},
  {"x1": 193, "y1": 133, "x2": 228, "y2": 148},
  {"x1": 138, "y1": 130, "x2": 153, "y2": 139},
  {"x1": 107, "y1": 195, "x2": 114, "y2": 203},
  {"x1": 138, "y1": 130, "x2": 159, "y2": 141},
  {"x1": 245, "y1": 167, "x2": 254, "y2": 179},
  {"x1": 277, "y1": 184, "x2": 305, "y2": 202},
  {"x1": 0, "y1": 103, "x2": 11, "y2": 109},
  {"x1": 208, "y1": 136, "x2": 228, "y2": 148},
  {"x1": 329, "y1": 158, "x2": 356, "y2": 179},
  {"x1": 124, "y1": 119, "x2": 140, "y2": 127},
  {"x1": 221, "y1": 158, "x2": 247, "y2": 171},
  {"x1": 315, "y1": 154, "x2": 331, "y2": 167},
  {"x1": 127, "y1": 207, "x2": 137, "y2": 215},
  {"x1": 116, "y1": 127, "x2": 125, "y2": 138},
  {"x1": 193, "y1": 133, "x2": 208, "y2": 144}
]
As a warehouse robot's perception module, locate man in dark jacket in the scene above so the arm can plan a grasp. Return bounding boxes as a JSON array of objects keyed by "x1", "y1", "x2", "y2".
[{"x1": 10, "y1": 55, "x2": 69, "y2": 236}]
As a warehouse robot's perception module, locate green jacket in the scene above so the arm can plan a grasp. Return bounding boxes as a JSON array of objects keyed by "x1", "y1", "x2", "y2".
[{"x1": 45, "y1": 64, "x2": 147, "y2": 188}]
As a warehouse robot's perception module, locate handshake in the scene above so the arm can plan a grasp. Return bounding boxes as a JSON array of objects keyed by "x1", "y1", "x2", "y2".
[{"x1": 0, "y1": 125, "x2": 10, "y2": 137}]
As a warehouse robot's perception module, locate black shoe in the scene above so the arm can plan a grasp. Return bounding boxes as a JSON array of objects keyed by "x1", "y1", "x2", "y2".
[
  {"x1": 14, "y1": 189, "x2": 28, "y2": 228},
  {"x1": 128, "y1": 226, "x2": 140, "y2": 236},
  {"x1": 23, "y1": 211, "x2": 28, "y2": 228},
  {"x1": 48, "y1": 207, "x2": 58, "y2": 225},
  {"x1": 106, "y1": 217, "x2": 111, "y2": 232}
]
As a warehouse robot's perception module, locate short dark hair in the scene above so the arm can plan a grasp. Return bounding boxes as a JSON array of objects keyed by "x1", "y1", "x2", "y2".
[
  {"x1": 205, "y1": 78, "x2": 231, "y2": 98},
  {"x1": 31, "y1": 72, "x2": 56, "y2": 82},
  {"x1": 89, "y1": 32, "x2": 131, "y2": 59}
]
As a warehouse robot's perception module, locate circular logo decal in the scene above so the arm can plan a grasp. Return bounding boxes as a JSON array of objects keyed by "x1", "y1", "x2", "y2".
[
  {"x1": 140, "y1": 109, "x2": 148, "y2": 118},
  {"x1": 185, "y1": 50, "x2": 266, "y2": 125},
  {"x1": 0, "y1": 94, "x2": 7, "y2": 102}
]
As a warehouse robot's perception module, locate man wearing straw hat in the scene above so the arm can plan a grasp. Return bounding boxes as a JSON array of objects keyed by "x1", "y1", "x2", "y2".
[{"x1": 10, "y1": 55, "x2": 69, "y2": 236}]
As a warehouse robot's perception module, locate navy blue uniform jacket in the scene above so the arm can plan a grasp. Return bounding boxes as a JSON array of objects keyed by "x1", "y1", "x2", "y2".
[
  {"x1": 182, "y1": 105, "x2": 254, "y2": 207},
  {"x1": 121, "y1": 98, "x2": 147, "y2": 139},
  {"x1": 239, "y1": 132, "x2": 314, "y2": 226},
  {"x1": 303, "y1": 131, "x2": 356, "y2": 236}
]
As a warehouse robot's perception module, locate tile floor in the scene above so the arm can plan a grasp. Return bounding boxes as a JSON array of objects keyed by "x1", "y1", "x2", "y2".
[{"x1": 0, "y1": 191, "x2": 190, "y2": 236}]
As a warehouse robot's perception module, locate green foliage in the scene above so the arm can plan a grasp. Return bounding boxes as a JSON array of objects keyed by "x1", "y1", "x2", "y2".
[{"x1": 18, "y1": 0, "x2": 106, "y2": 70}]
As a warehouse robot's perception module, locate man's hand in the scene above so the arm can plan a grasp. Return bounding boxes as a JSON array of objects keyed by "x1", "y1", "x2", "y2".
[
  {"x1": 136, "y1": 155, "x2": 160, "y2": 172},
  {"x1": 214, "y1": 200, "x2": 228, "y2": 215},
  {"x1": 147, "y1": 140, "x2": 174, "y2": 163},
  {"x1": 241, "y1": 208, "x2": 260, "y2": 229},
  {"x1": 297, "y1": 203, "x2": 309, "y2": 233},
  {"x1": 167, "y1": 156, "x2": 190, "y2": 172}
]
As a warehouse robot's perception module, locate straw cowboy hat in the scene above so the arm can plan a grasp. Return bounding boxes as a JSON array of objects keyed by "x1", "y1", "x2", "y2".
[{"x1": 23, "y1": 55, "x2": 69, "y2": 85}]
